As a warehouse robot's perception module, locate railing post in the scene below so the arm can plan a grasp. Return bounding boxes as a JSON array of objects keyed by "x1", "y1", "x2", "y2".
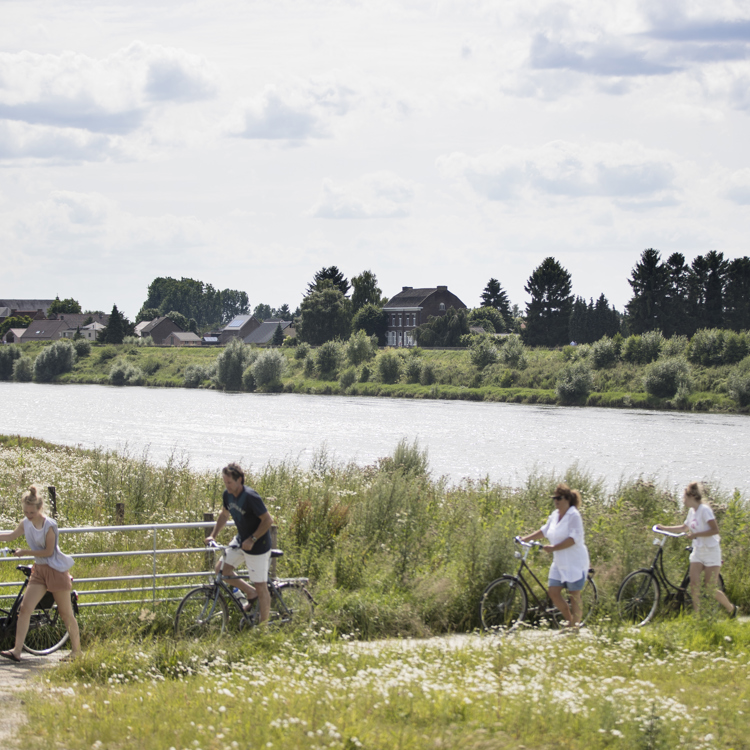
[
  {"x1": 48, "y1": 486, "x2": 57, "y2": 519},
  {"x1": 115, "y1": 503, "x2": 125, "y2": 524},
  {"x1": 203, "y1": 512, "x2": 214, "y2": 570}
]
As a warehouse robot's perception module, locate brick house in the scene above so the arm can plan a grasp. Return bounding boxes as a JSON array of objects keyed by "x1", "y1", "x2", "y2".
[
  {"x1": 2, "y1": 328, "x2": 27, "y2": 344},
  {"x1": 383, "y1": 286, "x2": 467, "y2": 347},
  {"x1": 220, "y1": 315, "x2": 261, "y2": 344},
  {"x1": 163, "y1": 331, "x2": 202, "y2": 347},
  {"x1": 0, "y1": 300, "x2": 55, "y2": 323},
  {"x1": 243, "y1": 319, "x2": 294, "y2": 345},
  {"x1": 19, "y1": 320, "x2": 71, "y2": 343},
  {"x1": 140, "y1": 317, "x2": 183, "y2": 343}
]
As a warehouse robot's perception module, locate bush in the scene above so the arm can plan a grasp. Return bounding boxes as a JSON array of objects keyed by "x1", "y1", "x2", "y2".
[
  {"x1": 97, "y1": 345, "x2": 118, "y2": 362},
  {"x1": 252, "y1": 350, "x2": 286, "y2": 388},
  {"x1": 556, "y1": 361, "x2": 594, "y2": 404},
  {"x1": 295, "y1": 342, "x2": 311, "y2": 360},
  {"x1": 621, "y1": 335, "x2": 642, "y2": 364},
  {"x1": 346, "y1": 330, "x2": 377, "y2": 366},
  {"x1": 242, "y1": 366, "x2": 256, "y2": 392},
  {"x1": 316, "y1": 340, "x2": 342, "y2": 380},
  {"x1": 108, "y1": 359, "x2": 145, "y2": 386},
  {"x1": 12, "y1": 356, "x2": 33, "y2": 382},
  {"x1": 688, "y1": 329, "x2": 725, "y2": 366},
  {"x1": 661, "y1": 335, "x2": 689, "y2": 358},
  {"x1": 470, "y1": 339, "x2": 499, "y2": 370},
  {"x1": 420, "y1": 362, "x2": 436, "y2": 385},
  {"x1": 339, "y1": 366, "x2": 357, "y2": 390},
  {"x1": 34, "y1": 340, "x2": 77, "y2": 382},
  {"x1": 590, "y1": 337, "x2": 618, "y2": 369},
  {"x1": 73, "y1": 339, "x2": 92, "y2": 357},
  {"x1": 404, "y1": 357, "x2": 422, "y2": 384},
  {"x1": 643, "y1": 357, "x2": 692, "y2": 399},
  {"x1": 215, "y1": 338, "x2": 254, "y2": 391},
  {"x1": 498, "y1": 334, "x2": 527, "y2": 369},
  {"x1": 0, "y1": 345, "x2": 21, "y2": 380},
  {"x1": 377, "y1": 352, "x2": 402, "y2": 384},
  {"x1": 727, "y1": 357, "x2": 750, "y2": 406},
  {"x1": 640, "y1": 330, "x2": 664, "y2": 363},
  {"x1": 183, "y1": 364, "x2": 208, "y2": 388},
  {"x1": 723, "y1": 331, "x2": 749, "y2": 364}
]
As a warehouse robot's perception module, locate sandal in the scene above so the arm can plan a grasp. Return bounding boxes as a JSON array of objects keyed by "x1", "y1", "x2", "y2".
[
  {"x1": 243, "y1": 597, "x2": 258, "y2": 613},
  {"x1": 730, "y1": 604, "x2": 739, "y2": 619},
  {"x1": 0, "y1": 650, "x2": 22, "y2": 663}
]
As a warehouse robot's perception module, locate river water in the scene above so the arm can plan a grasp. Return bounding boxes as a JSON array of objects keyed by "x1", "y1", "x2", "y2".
[{"x1": 1, "y1": 382, "x2": 748, "y2": 494}]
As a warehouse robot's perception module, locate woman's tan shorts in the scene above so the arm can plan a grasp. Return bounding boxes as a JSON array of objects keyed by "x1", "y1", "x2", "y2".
[{"x1": 29, "y1": 564, "x2": 72, "y2": 592}]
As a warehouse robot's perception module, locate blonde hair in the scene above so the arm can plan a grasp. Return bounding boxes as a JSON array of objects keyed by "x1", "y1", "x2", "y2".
[
  {"x1": 685, "y1": 481, "x2": 705, "y2": 504},
  {"x1": 21, "y1": 484, "x2": 45, "y2": 512},
  {"x1": 554, "y1": 483, "x2": 582, "y2": 509}
]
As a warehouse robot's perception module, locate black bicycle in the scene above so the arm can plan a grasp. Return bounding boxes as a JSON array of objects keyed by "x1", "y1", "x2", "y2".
[
  {"x1": 480, "y1": 537, "x2": 598, "y2": 631},
  {"x1": 0, "y1": 551, "x2": 79, "y2": 655},
  {"x1": 616, "y1": 525, "x2": 725, "y2": 627},
  {"x1": 174, "y1": 542, "x2": 314, "y2": 638}
]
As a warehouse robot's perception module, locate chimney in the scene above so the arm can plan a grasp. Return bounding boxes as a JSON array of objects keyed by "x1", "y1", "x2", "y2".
[
  {"x1": 437, "y1": 285, "x2": 447, "y2": 291},
  {"x1": 402, "y1": 286, "x2": 412, "y2": 291}
]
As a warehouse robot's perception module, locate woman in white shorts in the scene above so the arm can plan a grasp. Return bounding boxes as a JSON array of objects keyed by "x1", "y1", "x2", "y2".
[{"x1": 657, "y1": 481, "x2": 737, "y2": 617}]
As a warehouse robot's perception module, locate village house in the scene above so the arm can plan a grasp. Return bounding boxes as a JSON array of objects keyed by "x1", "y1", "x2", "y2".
[
  {"x1": 2, "y1": 328, "x2": 27, "y2": 344},
  {"x1": 19, "y1": 320, "x2": 71, "y2": 343},
  {"x1": 140, "y1": 316, "x2": 183, "y2": 343},
  {"x1": 0, "y1": 300, "x2": 55, "y2": 323},
  {"x1": 220, "y1": 315, "x2": 261, "y2": 344},
  {"x1": 382, "y1": 286, "x2": 467, "y2": 347},
  {"x1": 163, "y1": 331, "x2": 202, "y2": 347},
  {"x1": 243, "y1": 319, "x2": 294, "y2": 345}
]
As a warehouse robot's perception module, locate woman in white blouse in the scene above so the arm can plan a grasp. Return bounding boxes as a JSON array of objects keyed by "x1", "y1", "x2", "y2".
[
  {"x1": 656, "y1": 481, "x2": 737, "y2": 617},
  {"x1": 520, "y1": 483, "x2": 590, "y2": 628}
]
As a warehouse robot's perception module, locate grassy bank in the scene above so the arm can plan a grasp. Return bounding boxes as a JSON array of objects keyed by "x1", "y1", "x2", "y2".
[{"x1": 3, "y1": 338, "x2": 749, "y2": 413}]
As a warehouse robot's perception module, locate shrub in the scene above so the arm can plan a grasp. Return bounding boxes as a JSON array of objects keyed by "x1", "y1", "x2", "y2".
[
  {"x1": 108, "y1": 359, "x2": 145, "y2": 386},
  {"x1": 498, "y1": 334, "x2": 527, "y2": 369},
  {"x1": 377, "y1": 351, "x2": 402, "y2": 384},
  {"x1": 723, "y1": 331, "x2": 749, "y2": 364},
  {"x1": 404, "y1": 357, "x2": 422, "y2": 384},
  {"x1": 303, "y1": 355, "x2": 315, "y2": 378},
  {"x1": 727, "y1": 357, "x2": 750, "y2": 406},
  {"x1": 339, "y1": 366, "x2": 357, "y2": 390},
  {"x1": 316, "y1": 340, "x2": 342, "y2": 379},
  {"x1": 97, "y1": 345, "x2": 118, "y2": 362},
  {"x1": 122, "y1": 335, "x2": 153, "y2": 347},
  {"x1": 643, "y1": 357, "x2": 692, "y2": 399},
  {"x1": 0, "y1": 345, "x2": 21, "y2": 380},
  {"x1": 556, "y1": 361, "x2": 594, "y2": 404},
  {"x1": 359, "y1": 364, "x2": 371, "y2": 383},
  {"x1": 242, "y1": 366, "x2": 256, "y2": 392},
  {"x1": 470, "y1": 339, "x2": 499, "y2": 370},
  {"x1": 215, "y1": 338, "x2": 254, "y2": 391},
  {"x1": 590, "y1": 337, "x2": 618, "y2": 369},
  {"x1": 73, "y1": 339, "x2": 92, "y2": 357},
  {"x1": 295, "y1": 342, "x2": 311, "y2": 360},
  {"x1": 183, "y1": 365, "x2": 208, "y2": 388},
  {"x1": 621, "y1": 335, "x2": 642, "y2": 364},
  {"x1": 661, "y1": 335, "x2": 689, "y2": 358},
  {"x1": 12, "y1": 356, "x2": 33, "y2": 382},
  {"x1": 34, "y1": 340, "x2": 77, "y2": 382},
  {"x1": 640, "y1": 330, "x2": 664, "y2": 363},
  {"x1": 346, "y1": 330, "x2": 377, "y2": 366},
  {"x1": 688, "y1": 328, "x2": 724, "y2": 366},
  {"x1": 252, "y1": 349, "x2": 286, "y2": 388},
  {"x1": 420, "y1": 362, "x2": 436, "y2": 385}
]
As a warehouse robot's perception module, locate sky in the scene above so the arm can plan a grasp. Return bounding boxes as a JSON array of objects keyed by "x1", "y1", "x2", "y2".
[{"x1": 1, "y1": 0, "x2": 750, "y2": 320}]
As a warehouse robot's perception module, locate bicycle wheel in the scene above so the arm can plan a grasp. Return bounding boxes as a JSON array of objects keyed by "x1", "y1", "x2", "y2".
[
  {"x1": 270, "y1": 583, "x2": 314, "y2": 626},
  {"x1": 480, "y1": 576, "x2": 528, "y2": 631},
  {"x1": 23, "y1": 607, "x2": 69, "y2": 656},
  {"x1": 617, "y1": 570, "x2": 660, "y2": 626},
  {"x1": 566, "y1": 575, "x2": 598, "y2": 627},
  {"x1": 174, "y1": 587, "x2": 228, "y2": 638}
]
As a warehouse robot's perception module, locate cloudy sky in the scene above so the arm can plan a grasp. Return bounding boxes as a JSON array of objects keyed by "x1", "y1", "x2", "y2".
[{"x1": 2, "y1": 0, "x2": 750, "y2": 319}]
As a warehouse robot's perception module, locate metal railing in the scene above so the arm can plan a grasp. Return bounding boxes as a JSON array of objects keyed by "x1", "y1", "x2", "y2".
[{"x1": 0, "y1": 521, "x2": 238, "y2": 609}]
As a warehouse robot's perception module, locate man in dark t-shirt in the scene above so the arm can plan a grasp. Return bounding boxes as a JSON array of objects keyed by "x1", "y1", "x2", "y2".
[{"x1": 206, "y1": 462, "x2": 274, "y2": 623}]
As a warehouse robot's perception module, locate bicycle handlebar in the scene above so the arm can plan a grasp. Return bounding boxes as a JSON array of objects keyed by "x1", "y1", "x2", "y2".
[
  {"x1": 0, "y1": 548, "x2": 17, "y2": 557},
  {"x1": 651, "y1": 525, "x2": 685, "y2": 538},
  {"x1": 513, "y1": 536, "x2": 543, "y2": 548}
]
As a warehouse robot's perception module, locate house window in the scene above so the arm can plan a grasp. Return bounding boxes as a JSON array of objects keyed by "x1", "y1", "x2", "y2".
[
  {"x1": 398, "y1": 315, "x2": 402, "y2": 327},
  {"x1": 439, "y1": 303, "x2": 445, "y2": 311}
]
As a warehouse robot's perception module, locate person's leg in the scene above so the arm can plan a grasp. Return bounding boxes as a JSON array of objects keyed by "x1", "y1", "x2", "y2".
[
  {"x1": 245, "y1": 551, "x2": 272, "y2": 622},
  {"x1": 567, "y1": 590, "x2": 583, "y2": 627},
  {"x1": 220, "y1": 562, "x2": 257, "y2": 602},
  {"x1": 7, "y1": 583, "x2": 47, "y2": 658},
  {"x1": 703, "y1": 566, "x2": 734, "y2": 613},
  {"x1": 52, "y1": 590, "x2": 81, "y2": 655},
  {"x1": 254, "y1": 582, "x2": 270, "y2": 623},
  {"x1": 689, "y1": 562, "x2": 704, "y2": 612},
  {"x1": 548, "y1": 586, "x2": 573, "y2": 625}
]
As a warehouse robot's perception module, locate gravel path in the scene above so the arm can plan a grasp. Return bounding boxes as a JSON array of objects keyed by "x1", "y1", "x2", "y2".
[{"x1": 0, "y1": 651, "x2": 68, "y2": 749}]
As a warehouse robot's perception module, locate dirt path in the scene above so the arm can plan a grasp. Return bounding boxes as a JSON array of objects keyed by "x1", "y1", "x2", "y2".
[{"x1": 0, "y1": 651, "x2": 67, "y2": 749}]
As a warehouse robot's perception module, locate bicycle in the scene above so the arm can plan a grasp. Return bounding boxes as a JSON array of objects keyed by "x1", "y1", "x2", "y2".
[
  {"x1": 174, "y1": 542, "x2": 314, "y2": 638},
  {"x1": 479, "y1": 537, "x2": 598, "y2": 631},
  {"x1": 0, "y1": 550, "x2": 79, "y2": 655},
  {"x1": 616, "y1": 525, "x2": 725, "y2": 627}
]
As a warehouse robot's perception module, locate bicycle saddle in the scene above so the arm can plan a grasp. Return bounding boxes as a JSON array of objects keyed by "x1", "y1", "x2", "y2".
[{"x1": 16, "y1": 565, "x2": 32, "y2": 576}]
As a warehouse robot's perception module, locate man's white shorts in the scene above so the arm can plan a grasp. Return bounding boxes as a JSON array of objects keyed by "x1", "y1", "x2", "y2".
[
  {"x1": 224, "y1": 545, "x2": 271, "y2": 583},
  {"x1": 689, "y1": 544, "x2": 722, "y2": 567}
]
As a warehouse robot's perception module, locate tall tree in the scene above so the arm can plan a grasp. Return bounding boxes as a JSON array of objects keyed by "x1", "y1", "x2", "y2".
[
  {"x1": 689, "y1": 250, "x2": 728, "y2": 330},
  {"x1": 307, "y1": 266, "x2": 350, "y2": 296},
  {"x1": 568, "y1": 297, "x2": 591, "y2": 344},
  {"x1": 220, "y1": 288, "x2": 250, "y2": 324},
  {"x1": 663, "y1": 252, "x2": 691, "y2": 336},
  {"x1": 253, "y1": 303, "x2": 273, "y2": 321},
  {"x1": 480, "y1": 278, "x2": 512, "y2": 323},
  {"x1": 297, "y1": 282, "x2": 353, "y2": 345},
  {"x1": 351, "y1": 270, "x2": 384, "y2": 312},
  {"x1": 625, "y1": 248, "x2": 669, "y2": 334},
  {"x1": 523, "y1": 257, "x2": 573, "y2": 347},
  {"x1": 724, "y1": 256, "x2": 750, "y2": 331},
  {"x1": 273, "y1": 303, "x2": 292, "y2": 320},
  {"x1": 351, "y1": 303, "x2": 388, "y2": 344},
  {"x1": 592, "y1": 294, "x2": 620, "y2": 340},
  {"x1": 413, "y1": 307, "x2": 470, "y2": 347},
  {"x1": 48, "y1": 297, "x2": 82, "y2": 315},
  {"x1": 99, "y1": 304, "x2": 132, "y2": 344}
]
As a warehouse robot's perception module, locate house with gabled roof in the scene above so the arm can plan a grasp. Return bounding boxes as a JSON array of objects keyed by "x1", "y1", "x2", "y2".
[
  {"x1": 0, "y1": 300, "x2": 56, "y2": 321},
  {"x1": 163, "y1": 331, "x2": 202, "y2": 347},
  {"x1": 243, "y1": 319, "x2": 294, "y2": 345},
  {"x1": 140, "y1": 316, "x2": 183, "y2": 343},
  {"x1": 2, "y1": 328, "x2": 27, "y2": 345},
  {"x1": 383, "y1": 286, "x2": 467, "y2": 347},
  {"x1": 220, "y1": 315, "x2": 261, "y2": 344},
  {"x1": 19, "y1": 320, "x2": 71, "y2": 343}
]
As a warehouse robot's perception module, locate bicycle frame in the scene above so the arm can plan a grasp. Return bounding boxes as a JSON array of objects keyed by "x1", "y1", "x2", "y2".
[
  {"x1": 511, "y1": 539, "x2": 562, "y2": 624},
  {"x1": 647, "y1": 527, "x2": 692, "y2": 605}
]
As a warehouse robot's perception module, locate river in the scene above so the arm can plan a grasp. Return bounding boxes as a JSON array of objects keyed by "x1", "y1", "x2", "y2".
[{"x1": 1, "y1": 382, "x2": 748, "y2": 494}]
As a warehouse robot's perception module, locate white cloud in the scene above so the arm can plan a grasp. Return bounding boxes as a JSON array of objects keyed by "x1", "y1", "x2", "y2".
[
  {"x1": 0, "y1": 42, "x2": 218, "y2": 135},
  {"x1": 724, "y1": 167, "x2": 750, "y2": 204},
  {"x1": 307, "y1": 171, "x2": 417, "y2": 218},
  {"x1": 437, "y1": 141, "x2": 679, "y2": 207},
  {"x1": 0, "y1": 120, "x2": 117, "y2": 162}
]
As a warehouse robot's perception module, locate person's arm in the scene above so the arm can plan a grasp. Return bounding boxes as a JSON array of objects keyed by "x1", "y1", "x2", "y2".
[
  {"x1": 205, "y1": 508, "x2": 231, "y2": 544},
  {"x1": 14, "y1": 526, "x2": 55, "y2": 558},
  {"x1": 543, "y1": 537, "x2": 575, "y2": 554},
  {"x1": 686, "y1": 514, "x2": 719, "y2": 541},
  {"x1": 0, "y1": 522, "x2": 25, "y2": 544},
  {"x1": 656, "y1": 523, "x2": 688, "y2": 533},
  {"x1": 240, "y1": 512, "x2": 274, "y2": 551},
  {"x1": 542, "y1": 509, "x2": 581, "y2": 555},
  {"x1": 520, "y1": 529, "x2": 544, "y2": 543}
]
